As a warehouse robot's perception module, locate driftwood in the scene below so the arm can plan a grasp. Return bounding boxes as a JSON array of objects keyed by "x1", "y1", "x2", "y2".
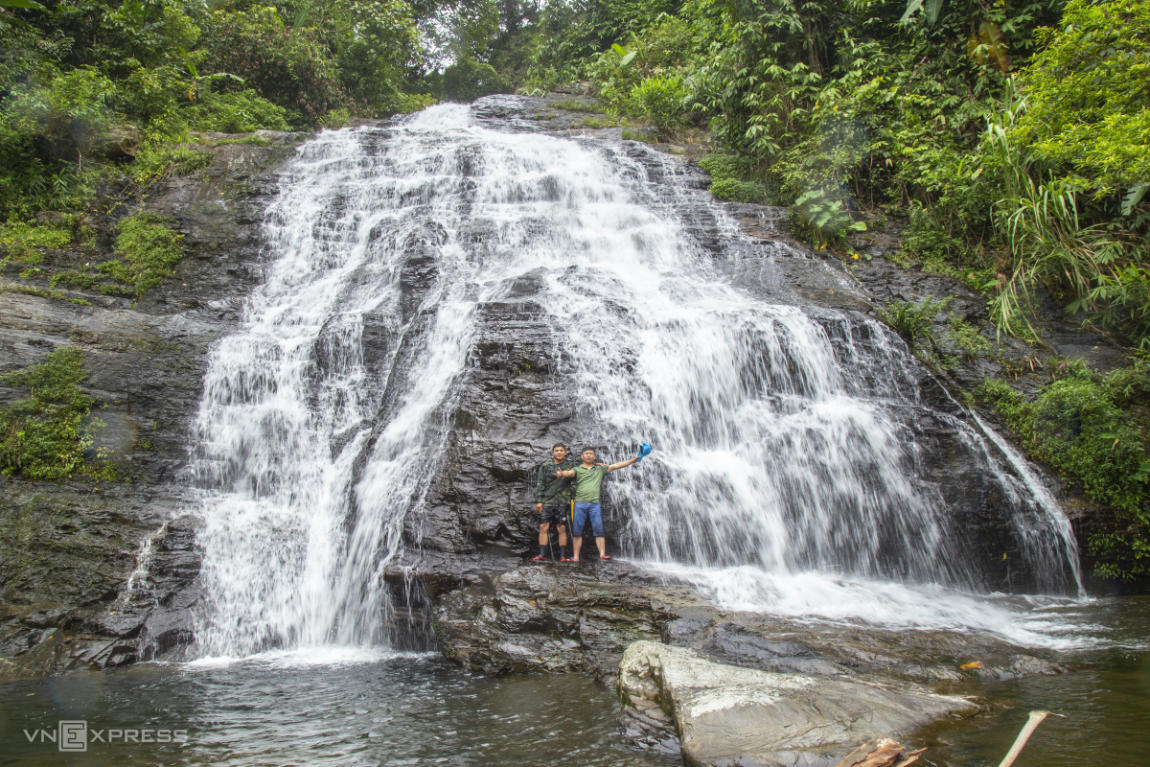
[
  {"x1": 834, "y1": 738, "x2": 925, "y2": 767},
  {"x1": 998, "y1": 710, "x2": 1055, "y2": 767}
]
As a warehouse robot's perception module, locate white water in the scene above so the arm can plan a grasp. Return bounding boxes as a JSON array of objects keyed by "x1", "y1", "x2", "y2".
[{"x1": 187, "y1": 99, "x2": 1085, "y2": 657}]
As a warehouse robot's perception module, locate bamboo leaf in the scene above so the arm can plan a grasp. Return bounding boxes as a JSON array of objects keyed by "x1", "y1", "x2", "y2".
[{"x1": 1121, "y1": 183, "x2": 1148, "y2": 217}]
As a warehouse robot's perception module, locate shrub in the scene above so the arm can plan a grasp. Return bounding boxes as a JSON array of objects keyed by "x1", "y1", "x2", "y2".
[
  {"x1": 626, "y1": 74, "x2": 686, "y2": 138},
  {"x1": 1013, "y1": 0, "x2": 1150, "y2": 199},
  {"x1": 699, "y1": 154, "x2": 771, "y2": 203},
  {"x1": 189, "y1": 89, "x2": 291, "y2": 133},
  {"x1": 879, "y1": 296, "x2": 950, "y2": 351},
  {"x1": 790, "y1": 189, "x2": 866, "y2": 248},
  {"x1": 130, "y1": 143, "x2": 212, "y2": 184},
  {"x1": 709, "y1": 177, "x2": 769, "y2": 203}
]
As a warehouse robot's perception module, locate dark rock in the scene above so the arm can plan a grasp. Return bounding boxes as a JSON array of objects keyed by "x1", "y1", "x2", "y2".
[{"x1": 0, "y1": 134, "x2": 301, "y2": 680}]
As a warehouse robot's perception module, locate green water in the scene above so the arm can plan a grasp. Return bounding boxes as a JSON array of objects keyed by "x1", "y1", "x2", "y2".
[
  {"x1": 0, "y1": 598, "x2": 1146, "y2": 766},
  {"x1": 922, "y1": 595, "x2": 1150, "y2": 766},
  {"x1": 0, "y1": 653, "x2": 674, "y2": 766}
]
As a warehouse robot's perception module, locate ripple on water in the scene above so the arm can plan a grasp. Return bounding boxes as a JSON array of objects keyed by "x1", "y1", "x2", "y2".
[{"x1": 0, "y1": 654, "x2": 675, "y2": 767}]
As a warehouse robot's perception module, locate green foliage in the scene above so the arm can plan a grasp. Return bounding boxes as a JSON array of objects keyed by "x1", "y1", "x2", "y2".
[
  {"x1": 0, "y1": 347, "x2": 94, "y2": 480},
  {"x1": 98, "y1": 211, "x2": 185, "y2": 298},
  {"x1": 199, "y1": 5, "x2": 343, "y2": 123},
  {"x1": 976, "y1": 368, "x2": 1150, "y2": 579},
  {"x1": 189, "y1": 89, "x2": 291, "y2": 134},
  {"x1": 1013, "y1": 0, "x2": 1150, "y2": 200},
  {"x1": 699, "y1": 153, "x2": 769, "y2": 202},
  {"x1": 130, "y1": 142, "x2": 212, "y2": 184},
  {"x1": 945, "y1": 317, "x2": 992, "y2": 359},
  {"x1": 708, "y1": 177, "x2": 768, "y2": 203},
  {"x1": 0, "y1": 220, "x2": 72, "y2": 265},
  {"x1": 3, "y1": 66, "x2": 117, "y2": 164},
  {"x1": 627, "y1": 73, "x2": 686, "y2": 137},
  {"x1": 878, "y1": 295, "x2": 949, "y2": 350},
  {"x1": 443, "y1": 56, "x2": 510, "y2": 101},
  {"x1": 790, "y1": 189, "x2": 866, "y2": 248},
  {"x1": 0, "y1": 0, "x2": 427, "y2": 218}
]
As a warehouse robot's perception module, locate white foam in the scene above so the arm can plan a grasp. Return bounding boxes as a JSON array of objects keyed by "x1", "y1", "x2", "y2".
[
  {"x1": 185, "y1": 646, "x2": 424, "y2": 670},
  {"x1": 648, "y1": 561, "x2": 1105, "y2": 651}
]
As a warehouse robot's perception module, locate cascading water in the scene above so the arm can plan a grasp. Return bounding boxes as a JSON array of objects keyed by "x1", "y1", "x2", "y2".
[{"x1": 189, "y1": 97, "x2": 1081, "y2": 657}]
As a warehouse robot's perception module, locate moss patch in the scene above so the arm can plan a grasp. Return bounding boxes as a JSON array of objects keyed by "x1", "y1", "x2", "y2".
[
  {"x1": 98, "y1": 212, "x2": 185, "y2": 299},
  {"x1": 975, "y1": 363, "x2": 1150, "y2": 580},
  {"x1": 0, "y1": 348, "x2": 95, "y2": 480}
]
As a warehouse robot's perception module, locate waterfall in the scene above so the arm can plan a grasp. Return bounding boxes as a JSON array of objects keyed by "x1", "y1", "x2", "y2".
[{"x1": 188, "y1": 98, "x2": 1081, "y2": 656}]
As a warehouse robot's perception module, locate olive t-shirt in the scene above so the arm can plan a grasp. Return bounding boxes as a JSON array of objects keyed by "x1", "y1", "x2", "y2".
[{"x1": 572, "y1": 464, "x2": 607, "y2": 503}]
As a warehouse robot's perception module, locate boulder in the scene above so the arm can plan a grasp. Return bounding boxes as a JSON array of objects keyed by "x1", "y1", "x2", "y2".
[{"x1": 617, "y1": 640, "x2": 976, "y2": 767}]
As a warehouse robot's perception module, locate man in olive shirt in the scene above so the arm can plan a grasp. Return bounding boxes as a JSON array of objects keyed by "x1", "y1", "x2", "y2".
[
  {"x1": 556, "y1": 447, "x2": 639, "y2": 561},
  {"x1": 532, "y1": 443, "x2": 577, "y2": 561}
]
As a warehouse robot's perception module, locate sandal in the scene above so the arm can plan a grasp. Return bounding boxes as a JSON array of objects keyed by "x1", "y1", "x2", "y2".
[{"x1": 599, "y1": 555, "x2": 612, "y2": 560}]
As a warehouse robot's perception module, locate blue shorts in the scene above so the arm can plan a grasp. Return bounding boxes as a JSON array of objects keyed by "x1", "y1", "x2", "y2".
[{"x1": 572, "y1": 502, "x2": 604, "y2": 537}]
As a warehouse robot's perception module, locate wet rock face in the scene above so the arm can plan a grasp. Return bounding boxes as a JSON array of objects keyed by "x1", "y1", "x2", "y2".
[
  {"x1": 431, "y1": 563, "x2": 684, "y2": 680},
  {"x1": 617, "y1": 640, "x2": 976, "y2": 767},
  {"x1": 0, "y1": 133, "x2": 302, "y2": 680},
  {"x1": 407, "y1": 96, "x2": 1057, "y2": 593},
  {"x1": 0, "y1": 95, "x2": 1086, "y2": 681}
]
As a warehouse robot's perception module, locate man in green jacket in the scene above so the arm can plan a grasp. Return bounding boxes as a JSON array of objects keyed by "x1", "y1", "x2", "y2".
[
  {"x1": 556, "y1": 447, "x2": 639, "y2": 562},
  {"x1": 531, "y1": 443, "x2": 577, "y2": 561}
]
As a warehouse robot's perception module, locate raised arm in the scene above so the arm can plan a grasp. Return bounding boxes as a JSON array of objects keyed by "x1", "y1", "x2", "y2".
[{"x1": 606, "y1": 456, "x2": 639, "y2": 473}]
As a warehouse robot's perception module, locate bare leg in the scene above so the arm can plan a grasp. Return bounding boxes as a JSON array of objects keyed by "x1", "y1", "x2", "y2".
[
  {"x1": 572, "y1": 536, "x2": 583, "y2": 561},
  {"x1": 595, "y1": 536, "x2": 607, "y2": 558},
  {"x1": 538, "y1": 522, "x2": 550, "y2": 547}
]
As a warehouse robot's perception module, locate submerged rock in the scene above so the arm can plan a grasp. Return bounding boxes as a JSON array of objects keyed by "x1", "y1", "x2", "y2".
[{"x1": 617, "y1": 640, "x2": 976, "y2": 767}]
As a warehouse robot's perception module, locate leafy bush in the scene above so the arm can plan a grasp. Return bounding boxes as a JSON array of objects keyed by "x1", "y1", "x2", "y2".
[
  {"x1": 0, "y1": 347, "x2": 95, "y2": 480},
  {"x1": 699, "y1": 154, "x2": 770, "y2": 203},
  {"x1": 198, "y1": 5, "x2": 345, "y2": 123},
  {"x1": 130, "y1": 142, "x2": 212, "y2": 184},
  {"x1": 627, "y1": 74, "x2": 686, "y2": 138},
  {"x1": 189, "y1": 89, "x2": 291, "y2": 134},
  {"x1": 879, "y1": 296, "x2": 949, "y2": 351},
  {"x1": 3, "y1": 66, "x2": 117, "y2": 163},
  {"x1": 790, "y1": 189, "x2": 866, "y2": 248},
  {"x1": 709, "y1": 177, "x2": 769, "y2": 203}
]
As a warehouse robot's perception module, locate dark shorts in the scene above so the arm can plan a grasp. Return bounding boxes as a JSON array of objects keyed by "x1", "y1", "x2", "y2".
[
  {"x1": 572, "y1": 502, "x2": 604, "y2": 537},
  {"x1": 539, "y1": 504, "x2": 568, "y2": 526}
]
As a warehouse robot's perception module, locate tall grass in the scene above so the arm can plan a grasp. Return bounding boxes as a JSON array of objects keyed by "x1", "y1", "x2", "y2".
[{"x1": 983, "y1": 89, "x2": 1126, "y2": 339}]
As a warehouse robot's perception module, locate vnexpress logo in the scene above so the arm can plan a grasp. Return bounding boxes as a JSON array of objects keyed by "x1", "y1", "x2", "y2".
[
  {"x1": 58, "y1": 721, "x2": 87, "y2": 752},
  {"x1": 24, "y1": 720, "x2": 189, "y2": 751}
]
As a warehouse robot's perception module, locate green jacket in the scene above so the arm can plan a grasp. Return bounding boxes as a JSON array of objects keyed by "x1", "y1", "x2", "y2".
[{"x1": 535, "y1": 456, "x2": 576, "y2": 506}]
